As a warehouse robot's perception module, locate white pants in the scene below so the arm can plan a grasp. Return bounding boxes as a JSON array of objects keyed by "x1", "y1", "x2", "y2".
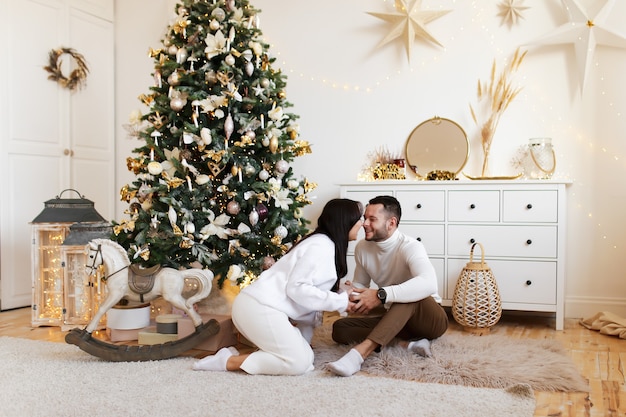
[{"x1": 232, "y1": 292, "x2": 314, "y2": 375}]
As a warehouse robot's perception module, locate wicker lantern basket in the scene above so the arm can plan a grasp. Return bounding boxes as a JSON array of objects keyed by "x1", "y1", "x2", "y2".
[{"x1": 452, "y1": 242, "x2": 502, "y2": 334}]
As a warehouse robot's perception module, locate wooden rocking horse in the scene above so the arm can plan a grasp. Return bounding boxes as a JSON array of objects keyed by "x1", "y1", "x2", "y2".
[{"x1": 65, "y1": 238, "x2": 220, "y2": 361}]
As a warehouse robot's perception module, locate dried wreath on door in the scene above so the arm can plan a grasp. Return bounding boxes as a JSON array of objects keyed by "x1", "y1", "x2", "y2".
[{"x1": 44, "y1": 47, "x2": 89, "y2": 91}]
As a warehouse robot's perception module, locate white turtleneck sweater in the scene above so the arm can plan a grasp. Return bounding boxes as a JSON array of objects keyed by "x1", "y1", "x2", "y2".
[{"x1": 353, "y1": 229, "x2": 442, "y2": 304}]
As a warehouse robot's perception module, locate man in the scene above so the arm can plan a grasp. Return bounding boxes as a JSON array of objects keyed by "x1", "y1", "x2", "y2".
[{"x1": 327, "y1": 195, "x2": 448, "y2": 377}]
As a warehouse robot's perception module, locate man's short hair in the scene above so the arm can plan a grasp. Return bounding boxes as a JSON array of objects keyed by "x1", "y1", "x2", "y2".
[{"x1": 368, "y1": 195, "x2": 402, "y2": 224}]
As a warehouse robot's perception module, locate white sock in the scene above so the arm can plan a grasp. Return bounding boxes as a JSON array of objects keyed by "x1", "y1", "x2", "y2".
[
  {"x1": 408, "y1": 338, "x2": 432, "y2": 357},
  {"x1": 326, "y1": 348, "x2": 364, "y2": 377},
  {"x1": 192, "y1": 346, "x2": 239, "y2": 371}
]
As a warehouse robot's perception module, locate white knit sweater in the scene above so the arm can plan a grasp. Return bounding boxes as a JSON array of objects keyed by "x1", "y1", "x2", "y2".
[
  {"x1": 353, "y1": 229, "x2": 442, "y2": 304},
  {"x1": 241, "y1": 233, "x2": 350, "y2": 327}
]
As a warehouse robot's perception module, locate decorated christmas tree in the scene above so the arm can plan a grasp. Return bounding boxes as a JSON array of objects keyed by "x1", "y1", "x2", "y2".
[{"x1": 114, "y1": 0, "x2": 315, "y2": 287}]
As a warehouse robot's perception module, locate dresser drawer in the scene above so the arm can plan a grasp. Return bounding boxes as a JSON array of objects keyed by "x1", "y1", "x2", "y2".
[
  {"x1": 447, "y1": 259, "x2": 556, "y2": 304},
  {"x1": 448, "y1": 191, "x2": 500, "y2": 222},
  {"x1": 503, "y1": 190, "x2": 558, "y2": 223},
  {"x1": 447, "y1": 225, "x2": 557, "y2": 258},
  {"x1": 399, "y1": 224, "x2": 445, "y2": 255},
  {"x1": 396, "y1": 190, "x2": 445, "y2": 222}
]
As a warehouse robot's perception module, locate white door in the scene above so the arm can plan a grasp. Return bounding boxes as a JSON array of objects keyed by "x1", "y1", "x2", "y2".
[{"x1": 0, "y1": 0, "x2": 114, "y2": 310}]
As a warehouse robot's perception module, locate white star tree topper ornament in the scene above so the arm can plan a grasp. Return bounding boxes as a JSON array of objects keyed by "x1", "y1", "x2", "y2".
[
  {"x1": 367, "y1": 0, "x2": 451, "y2": 62},
  {"x1": 497, "y1": 0, "x2": 529, "y2": 28},
  {"x1": 528, "y1": 0, "x2": 626, "y2": 92}
]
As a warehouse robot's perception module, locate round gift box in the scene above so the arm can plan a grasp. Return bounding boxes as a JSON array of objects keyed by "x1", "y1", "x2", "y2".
[
  {"x1": 106, "y1": 302, "x2": 151, "y2": 330},
  {"x1": 156, "y1": 313, "x2": 183, "y2": 334}
]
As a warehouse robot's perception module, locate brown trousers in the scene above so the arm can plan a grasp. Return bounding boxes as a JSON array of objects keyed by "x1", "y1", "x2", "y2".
[{"x1": 331, "y1": 296, "x2": 448, "y2": 346}]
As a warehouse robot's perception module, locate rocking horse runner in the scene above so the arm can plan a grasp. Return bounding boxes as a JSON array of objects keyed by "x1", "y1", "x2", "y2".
[{"x1": 65, "y1": 238, "x2": 220, "y2": 361}]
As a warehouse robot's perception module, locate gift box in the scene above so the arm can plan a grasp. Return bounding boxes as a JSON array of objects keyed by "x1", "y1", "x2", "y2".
[
  {"x1": 106, "y1": 303, "x2": 151, "y2": 330},
  {"x1": 138, "y1": 326, "x2": 179, "y2": 345},
  {"x1": 156, "y1": 314, "x2": 182, "y2": 334},
  {"x1": 177, "y1": 314, "x2": 238, "y2": 352},
  {"x1": 106, "y1": 327, "x2": 142, "y2": 342}
]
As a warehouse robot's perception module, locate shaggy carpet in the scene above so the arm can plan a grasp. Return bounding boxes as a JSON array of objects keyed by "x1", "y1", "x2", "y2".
[
  {"x1": 313, "y1": 322, "x2": 589, "y2": 392},
  {"x1": 0, "y1": 336, "x2": 535, "y2": 417}
]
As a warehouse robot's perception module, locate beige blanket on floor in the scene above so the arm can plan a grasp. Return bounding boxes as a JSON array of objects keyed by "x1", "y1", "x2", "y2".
[{"x1": 580, "y1": 311, "x2": 626, "y2": 339}]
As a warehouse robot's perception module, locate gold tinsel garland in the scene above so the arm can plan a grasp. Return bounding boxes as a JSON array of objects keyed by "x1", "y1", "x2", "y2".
[{"x1": 43, "y1": 47, "x2": 89, "y2": 91}]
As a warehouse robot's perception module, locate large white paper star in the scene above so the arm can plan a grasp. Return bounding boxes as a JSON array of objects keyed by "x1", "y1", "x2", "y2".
[
  {"x1": 528, "y1": 0, "x2": 626, "y2": 92},
  {"x1": 367, "y1": 0, "x2": 451, "y2": 62}
]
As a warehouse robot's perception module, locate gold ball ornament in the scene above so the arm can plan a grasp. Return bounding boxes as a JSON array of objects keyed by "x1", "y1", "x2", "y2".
[
  {"x1": 277, "y1": 90, "x2": 287, "y2": 99},
  {"x1": 168, "y1": 45, "x2": 178, "y2": 56},
  {"x1": 269, "y1": 136, "x2": 278, "y2": 153}
]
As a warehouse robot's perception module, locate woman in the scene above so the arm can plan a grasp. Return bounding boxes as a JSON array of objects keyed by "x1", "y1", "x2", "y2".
[{"x1": 193, "y1": 198, "x2": 364, "y2": 375}]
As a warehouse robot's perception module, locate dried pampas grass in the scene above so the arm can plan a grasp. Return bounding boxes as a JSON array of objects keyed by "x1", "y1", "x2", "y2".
[{"x1": 470, "y1": 48, "x2": 526, "y2": 176}]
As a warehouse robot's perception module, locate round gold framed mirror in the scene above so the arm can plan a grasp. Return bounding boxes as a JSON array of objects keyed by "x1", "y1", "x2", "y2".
[{"x1": 405, "y1": 117, "x2": 469, "y2": 179}]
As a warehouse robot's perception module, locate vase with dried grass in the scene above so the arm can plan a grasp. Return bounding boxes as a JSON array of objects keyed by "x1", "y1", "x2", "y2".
[{"x1": 470, "y1": 48, "x2": 526, "y2": 177}]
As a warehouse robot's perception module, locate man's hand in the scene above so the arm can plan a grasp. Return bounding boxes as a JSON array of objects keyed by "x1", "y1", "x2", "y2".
[{"x1": 348, "y1": 288, "x2": 381, "y2": 314}]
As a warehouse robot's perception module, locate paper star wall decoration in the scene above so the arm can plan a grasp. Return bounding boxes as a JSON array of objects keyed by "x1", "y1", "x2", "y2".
[
  {"x1": 497, "y1": 0, "x2": 529, "y2": 28},
  {"x1": 528, "y1": 0, "x2": 626, "y2": 92},
  {"x1": 367, "y1": 0, "x2": 451, "y2": 62}
]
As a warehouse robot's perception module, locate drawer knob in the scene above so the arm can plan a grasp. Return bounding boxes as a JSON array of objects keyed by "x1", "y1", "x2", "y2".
[
  {"x1": 526, "y1": 239, "x2": 532, "y2": 245},
  {"x1": 416, "y1": 237, "x2": 422, "y2": 242},
  {"x1": 469, "y1": 238, "x2": 476, "y2": 244},
  {"x1": 470, "y1": 204, "x2": 476, "y2": 209},
  {"x1": 526, "y1": 280, "x2": 532, "y2": 286},
  {"x1": 526, "y1": 203, "x2": 533, "y2": 209},
  {"x1": 416, "y1": 203, "x2": 422, "y2": 209}
]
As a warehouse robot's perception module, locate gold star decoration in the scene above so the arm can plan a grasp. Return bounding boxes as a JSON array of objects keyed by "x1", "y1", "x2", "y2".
[
  {"x1": 527, "y1": 0, "x2": 626, "y2": 93},
  {"x1": 497, "y1": 0, "x2": 529, "y2": 28},
  {"x1": 367, "y1": 0, "x2": 451, "y2": 62}
]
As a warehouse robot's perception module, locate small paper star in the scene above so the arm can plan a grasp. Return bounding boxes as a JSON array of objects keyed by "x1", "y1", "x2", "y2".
[
  {"x1": 497, "y1": 0, "x2": 529, "y2": 28},
  {"x1": 527, "y1": 0, "x2": 626, "y2": 92},
  {"x1": 367, "y1": 0, "x2": 451, "y2": 62}
]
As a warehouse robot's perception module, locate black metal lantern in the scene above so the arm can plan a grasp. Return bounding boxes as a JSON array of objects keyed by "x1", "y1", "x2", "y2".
[{"x1": 30, "y1": 189, "x2": 107, "y2": 327}]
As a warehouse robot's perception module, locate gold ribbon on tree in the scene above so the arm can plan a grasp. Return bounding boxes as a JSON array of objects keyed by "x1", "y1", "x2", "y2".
[{"x1": 44, "y1": 47, "x2": 89, "y2": 91}]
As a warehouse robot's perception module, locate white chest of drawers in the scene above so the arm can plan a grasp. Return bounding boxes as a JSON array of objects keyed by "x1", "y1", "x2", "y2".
[{"x1": 339, "y1": 180, "x2": 570, "y2": 330}]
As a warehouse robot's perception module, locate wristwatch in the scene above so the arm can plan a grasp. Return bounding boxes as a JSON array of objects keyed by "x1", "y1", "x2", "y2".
[{"x1": 377, "y1": 288, "x2": 387, "y2": 304}]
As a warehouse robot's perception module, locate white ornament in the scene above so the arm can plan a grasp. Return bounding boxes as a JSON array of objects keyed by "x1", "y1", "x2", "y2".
[
  {"x1": 185, "y1": 222, "x2": 196, "y2": 234},
  {"x1": 275, "y1": 159, "x2": 289, "y2": 174},
  {"x1": 147, "y1": 161, "x2": 163, "y2": 175},
  {"x1": 274, "y1": 225, "x2": 288, "y2": 239},
  {"x1": 249, "y1": 208, "x2": 259, "y2": 226},
  {"x1": 195, "y1": 174, "x2": 210, "y2": 185},
  {"x1": 224, "y1": 113, "x2": 234, "y2": 140},
  {"x1": 245, "y1": 61, "x2": 254, "y2": 76},
  {"x1": 225, "y1": 54, "x2": 236, "y2": 66},
  {"x1": 200, "y1": 127, "x2": 213, "y2": 145},
  {"x1": 258, "y1": 169, "x2": 270, "y2": 181}
]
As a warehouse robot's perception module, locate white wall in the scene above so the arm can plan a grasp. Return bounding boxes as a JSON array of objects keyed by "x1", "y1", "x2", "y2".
[{"x1": 115, "y1": 0, "x2": 626, "y2": 319}]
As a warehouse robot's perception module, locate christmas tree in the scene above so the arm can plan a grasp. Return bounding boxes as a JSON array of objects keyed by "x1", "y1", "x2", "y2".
[{"x1": 114, "y1": 0, "x2": 316, "y2": 287}]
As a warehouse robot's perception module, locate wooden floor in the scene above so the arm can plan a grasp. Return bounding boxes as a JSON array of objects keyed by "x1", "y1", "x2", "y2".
[{"x1": 1, "y1": 307, "x2": 624, "y2": 417}]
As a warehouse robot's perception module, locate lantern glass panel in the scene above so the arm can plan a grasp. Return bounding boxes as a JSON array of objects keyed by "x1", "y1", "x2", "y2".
[
  {"x1": 62, "y1": 247, "x2": 107, "y2": 327},
  {"x1": 31, "y1": 224, "x2": 71, "y2": 327}
]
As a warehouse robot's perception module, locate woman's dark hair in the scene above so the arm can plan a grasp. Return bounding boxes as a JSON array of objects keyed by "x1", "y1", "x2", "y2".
[{"x1": 301, "y1": 198, "x2": 363, "y2": 291}]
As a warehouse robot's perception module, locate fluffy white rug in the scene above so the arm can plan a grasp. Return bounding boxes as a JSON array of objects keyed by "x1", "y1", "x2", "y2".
[
  {"x1": 0, "y1": 336, "x2": 535, "y2": 417},
  {"x1": 313, "y1": 324, "x2": 589, "y2": 392}
]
